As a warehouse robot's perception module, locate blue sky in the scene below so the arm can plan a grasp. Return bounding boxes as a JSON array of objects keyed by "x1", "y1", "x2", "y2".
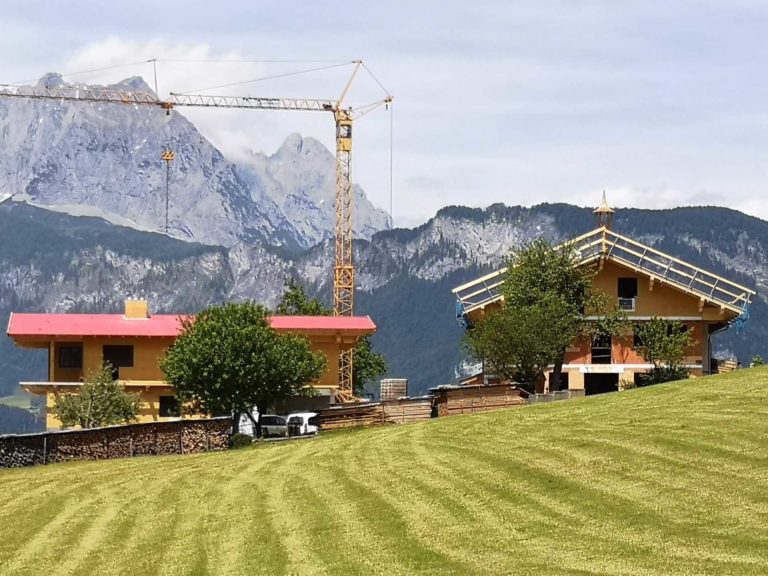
[{"x1": 2, "y1": 0, "x2": 768, "y2": 226}]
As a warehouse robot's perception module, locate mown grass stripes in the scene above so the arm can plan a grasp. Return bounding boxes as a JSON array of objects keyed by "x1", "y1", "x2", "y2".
[{"x1": 1, "y1": 368, "x2": 767, "y2": 574}]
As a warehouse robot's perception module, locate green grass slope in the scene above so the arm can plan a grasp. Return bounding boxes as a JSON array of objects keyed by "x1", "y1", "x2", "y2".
[{"x1": 1, "y1": 370, "x2": 767, "y2": 576}]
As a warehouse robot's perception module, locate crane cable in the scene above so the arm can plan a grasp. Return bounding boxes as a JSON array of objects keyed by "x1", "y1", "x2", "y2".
[
  {"x1": 5, "y1": 60, "x2": 156, "y2": 87},
  {"x1": 172, "y1": 62, "x2": 354, "y2": 95},
  {"x1": 389, "y1": 101, "x2": 394, "y2": 228}
]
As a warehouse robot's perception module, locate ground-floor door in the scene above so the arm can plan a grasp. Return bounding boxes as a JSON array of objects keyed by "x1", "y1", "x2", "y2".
[{"x1": 584, "y1": 373, "x2": 619, "y2": 396}]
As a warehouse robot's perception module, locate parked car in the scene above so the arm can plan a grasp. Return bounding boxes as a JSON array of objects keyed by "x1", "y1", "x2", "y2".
[
  {"x1": 260, "y1": 415, "x2": 287, "y2": 438},
  {"x1": 286, "y1": 412, "x2": 319, "y2": 437}
]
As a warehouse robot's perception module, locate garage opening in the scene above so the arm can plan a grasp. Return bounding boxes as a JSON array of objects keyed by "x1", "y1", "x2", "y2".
[{"x1": 584, "y1": 373, "x2": 619, "y2": 396}]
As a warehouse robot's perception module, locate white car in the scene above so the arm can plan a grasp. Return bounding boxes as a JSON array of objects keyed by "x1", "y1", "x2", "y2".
[{"x1": 286, "y1": 412, "x2": 319, "y2": 436}]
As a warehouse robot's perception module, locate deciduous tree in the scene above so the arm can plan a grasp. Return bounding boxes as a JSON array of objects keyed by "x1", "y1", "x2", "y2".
[
  {"x1": 634, "y1": 318, "x2": 693, "y2": 385},
  {"x1": 53, "y1": 362, "x2": 141, "y2": 429},
  {"x1": 161, "y1": 302, "x2": 326, "y2": 432}
]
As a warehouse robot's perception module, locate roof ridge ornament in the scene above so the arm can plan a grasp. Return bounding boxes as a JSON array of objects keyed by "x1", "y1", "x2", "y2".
[{"x1": 593, "y1": 190, "x2": 614, "y2": 229}]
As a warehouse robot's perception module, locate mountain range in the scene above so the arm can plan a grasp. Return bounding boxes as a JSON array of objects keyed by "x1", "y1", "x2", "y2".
[
  {"x1": 0, "y1": 73, "x2": 391, "y2": 250},
  {"x1": 0, "y1": 75, "x2": 766, "y2": 434}
]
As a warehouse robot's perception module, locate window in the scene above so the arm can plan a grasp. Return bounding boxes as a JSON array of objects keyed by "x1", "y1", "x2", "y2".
[
  {"x1": 159, "y1": 395, "x2": 180, "y2": 418},
  {"x1": 618, "y1": 278, "x2": 638, "y2": 298},
  {"x1": 260, "y1": 416, "x2": 285, "y2": 426},
  {"x1": 633, "y1": 330, "x2": 643, "y2": 348},
  {"x1": 591, "y1": 333, "x2": 612, "y2": 364},
  {"x1": 58, "y1": 345, "x2": 83, "y2": 369},
  {"x1": 103, "y1": 345, "x2": 134, "y2": 378},
  {"x1": 618, "y1": 277, "x2": 638, "y2": 311}
]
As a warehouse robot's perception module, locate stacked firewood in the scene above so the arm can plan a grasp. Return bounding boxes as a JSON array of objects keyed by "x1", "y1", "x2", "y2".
[
  {"x1": 0, "y1": 417, "x2": 232, "y2": 468},
  {"x1": 0, "y1": 436, "x2": 46, "y2": 467}
]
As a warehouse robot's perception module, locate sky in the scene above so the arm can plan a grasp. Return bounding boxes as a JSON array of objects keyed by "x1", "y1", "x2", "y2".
[{"x1": 2, "y1": 0, "x2": 768, "y2": 228}]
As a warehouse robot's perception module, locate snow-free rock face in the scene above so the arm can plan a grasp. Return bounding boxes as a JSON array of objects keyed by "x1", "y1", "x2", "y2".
[
  {"x1": 0, "y1": 200, "x2": 767, "y2": 426},
  {"x1": 296, "y1": 204, "x2": 562, "y2": 293},
  {"x1": 0, "y1": 76, "x2": 390, "y2": 250},
  {"x1": 238, "y1": 133, "x2": 392, "y2": 246}
]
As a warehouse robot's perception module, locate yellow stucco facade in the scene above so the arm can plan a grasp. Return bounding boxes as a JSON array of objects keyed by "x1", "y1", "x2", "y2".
[
  {"x1": 11, "y1": 305, "x2": 373, "y2": 429},
  {"x1": 459, "y1": 252, "x2": 749, "y2": 395}
]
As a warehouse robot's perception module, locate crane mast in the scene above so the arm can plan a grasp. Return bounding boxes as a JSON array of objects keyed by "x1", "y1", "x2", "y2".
[{"x1": 0, "y1": 61, "x2": 391, "y2": 402}]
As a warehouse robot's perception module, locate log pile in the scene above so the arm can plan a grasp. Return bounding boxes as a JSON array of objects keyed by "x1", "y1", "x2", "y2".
[
  {"x1": 317, "y1": 403, "x2": 384, "y2": 431},
  {"x1": 49, "y1": 428, "x2": 108, "y2": 462},
  {"x1": 132, "y1": 425, "x2": 158, "y2": 456},
  {"x1": 202, "y1": 419, "x2": 231, "y2": 451},
  {"x1": 0, "y1": 417, "x2": 232, "y2": 468},
  {"x1": 155, "y1": 422, "x2": 182, "y2": 454},
  {"x1": 381, "y1": 397, "x2": 433, "y2": 424},
  {"x1": 107, "y1": 427, "x2": 133, "y2": 459},
  {"x1": 0, "y1": 435, "x2": 45, "y2": 467}
]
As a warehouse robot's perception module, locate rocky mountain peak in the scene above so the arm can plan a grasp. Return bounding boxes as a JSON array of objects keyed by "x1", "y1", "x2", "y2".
[
  {"x1": 0, "y1": 74, "x2": 390, "y2": 251},
  {"x1": 275, "y1": 133, "x2": 331, "y2": 160},
  {"x1": 108, "y1": 75, "x2": 156, "y2": 95},
  {"x1": 36, "y1": 72, "x2": 65, "y2": 89}
]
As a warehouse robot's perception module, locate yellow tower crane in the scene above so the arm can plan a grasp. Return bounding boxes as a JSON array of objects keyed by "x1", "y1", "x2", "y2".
[{"x1": 0, "y1": 60, "x2": 392, "y2": 402}]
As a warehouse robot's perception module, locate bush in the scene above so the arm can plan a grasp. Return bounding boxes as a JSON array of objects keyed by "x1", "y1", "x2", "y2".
[
  {"x1": 619, "y1": 378, "x2": 636, "y2": 391},
  {"x1": 230, "y1": 433, "x2": 253, "y2": 449},
  {"x1": 636, "y1": 366, "x2": 690, "y2": 387},
  {"x1": 751, "y1": 355, "x2": 764, "y2": 367}
]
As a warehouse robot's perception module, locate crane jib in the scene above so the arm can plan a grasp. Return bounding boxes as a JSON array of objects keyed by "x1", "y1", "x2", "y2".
[{"x1": 0, "y1": 63, "x2": 392, "y2": 403}]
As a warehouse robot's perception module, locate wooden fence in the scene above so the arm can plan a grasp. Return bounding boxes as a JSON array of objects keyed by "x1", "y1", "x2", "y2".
[{"x1": 0, "y1": 417, "x2": 232, "y2": 468}]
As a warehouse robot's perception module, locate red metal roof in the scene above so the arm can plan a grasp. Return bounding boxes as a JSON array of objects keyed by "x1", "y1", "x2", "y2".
[
  {"x1": 268, "y1": 315, "x2": 376, "y2": 332},
  {"x1": 7, "y1": 313, "x2": 376, "y2": 340}
]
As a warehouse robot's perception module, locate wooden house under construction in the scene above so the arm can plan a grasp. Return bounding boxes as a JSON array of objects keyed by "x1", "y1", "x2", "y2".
[{"x1": 452, "y1": 196, "x2": 755, "y2": 395}]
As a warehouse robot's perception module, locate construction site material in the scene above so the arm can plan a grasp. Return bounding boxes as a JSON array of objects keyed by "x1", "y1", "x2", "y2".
[
  {"x1": 0, "y1": 418, "x2": 231, "y2": 468},
  {"x1": 380, "y1": 378, "x2": 408, "y2": 401},
  {"x1": 381, "y1": 397, "x2": 433, "y2": 424},
  {"x1": 317, "y1": 403, "x2": 384, "y2": 431},
  {"x1": 430, "y1": 383, "x2": 528, "y2": 417},
  {"x1": 714, "y1": 359, "x2": 738, "y2": 373}
]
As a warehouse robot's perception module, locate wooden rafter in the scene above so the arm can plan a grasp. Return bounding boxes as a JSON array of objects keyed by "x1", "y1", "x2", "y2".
[{"x1": 453, "y1": 227, "x2": 756, "y2": 317}]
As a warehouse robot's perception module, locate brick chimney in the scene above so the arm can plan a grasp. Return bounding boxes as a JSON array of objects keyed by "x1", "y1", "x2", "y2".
[{"x1": 124, "y1": 299, "x2": 150, "y2": 319}]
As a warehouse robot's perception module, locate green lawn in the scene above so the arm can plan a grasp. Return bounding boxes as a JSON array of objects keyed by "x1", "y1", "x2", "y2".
[{"x1": 1, "y1": 369, "x2": 767, "y2": 575}]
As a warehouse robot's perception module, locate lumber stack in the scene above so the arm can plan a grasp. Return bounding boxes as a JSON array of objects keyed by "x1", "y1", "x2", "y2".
[
  {"x1": 381, "y1": 397, "x2": 433, "y2": 424},
  {"x1": 431, "y1": 384, "x2": 527, "y2": 418},
  {"x1": 317, "y1": 403, "x2": 384, "y2": 430},
  {"x1": 715, "y1": 359, "x2": 738, "y2": 373}
]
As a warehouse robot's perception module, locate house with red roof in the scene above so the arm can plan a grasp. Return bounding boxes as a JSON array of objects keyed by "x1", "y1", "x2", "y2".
[{"x1": 7, "y1": 299, "x2": 376, "y2": 429}]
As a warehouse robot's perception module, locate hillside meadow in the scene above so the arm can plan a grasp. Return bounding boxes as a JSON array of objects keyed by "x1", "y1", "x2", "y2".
[{"x1": 1, "y1": 369, "x2": 767, "y2": 575}]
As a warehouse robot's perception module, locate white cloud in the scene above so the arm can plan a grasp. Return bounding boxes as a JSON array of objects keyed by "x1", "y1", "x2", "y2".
[
  {"x1": 59, "y1": 37, "x2": 395, "y2": 212},
  {"x1": 3, "y1": 1, "x2": 768, "y2": 228}
]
